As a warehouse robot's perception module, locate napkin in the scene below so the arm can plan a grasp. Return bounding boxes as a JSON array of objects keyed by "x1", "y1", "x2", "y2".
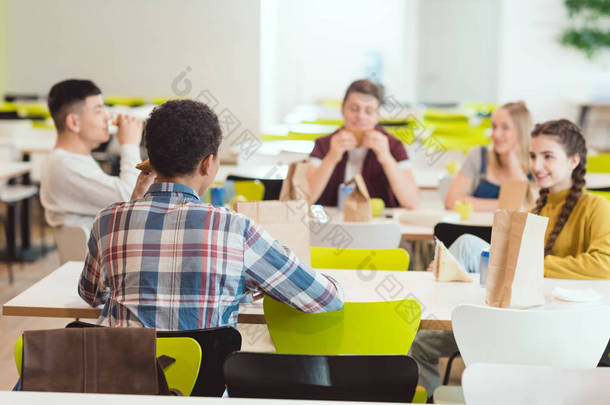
[{"x1": 551, "y1": 287, "x2": 602, "y2": 303}]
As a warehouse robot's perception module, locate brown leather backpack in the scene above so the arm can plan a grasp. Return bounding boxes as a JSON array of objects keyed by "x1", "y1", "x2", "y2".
[{"x1": 21, "y1": 327, "x2": 171, "y2": 395}]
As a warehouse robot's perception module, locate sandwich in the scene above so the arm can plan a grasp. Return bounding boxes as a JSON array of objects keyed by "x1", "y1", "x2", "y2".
[{"x1": 135, "y1": 159, "x2": 152, "y2": 173}]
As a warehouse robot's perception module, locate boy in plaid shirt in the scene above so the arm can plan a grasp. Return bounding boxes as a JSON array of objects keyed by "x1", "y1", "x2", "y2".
[{"x1": 78, "y1": 100, "x2": 343, "y2": 329}]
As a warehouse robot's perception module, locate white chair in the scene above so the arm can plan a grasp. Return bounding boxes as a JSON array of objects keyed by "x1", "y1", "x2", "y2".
[
  {"x1": 452, "y1": 304, "x2": 610, "y2": 368},
  {"x1": 462, "y1": 363, "x2": 610, "y2": 405},
  {"x1": 433, "y1": 304, "x2": 610, "y2": 403},
  {"x1": 53, "y1": 225, "x2": 88, "y2": 264},
  {"x1": 310, "y1": 221, "x2": 401, "y2": 249}
]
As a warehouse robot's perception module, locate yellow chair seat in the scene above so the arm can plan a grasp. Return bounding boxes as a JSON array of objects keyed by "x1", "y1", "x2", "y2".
[{"x1": 310, "y1": 246, "x2": 409, "y2": 270}]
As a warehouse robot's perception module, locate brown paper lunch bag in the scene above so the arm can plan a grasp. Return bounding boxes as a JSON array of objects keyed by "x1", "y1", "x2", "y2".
[
  {"x1": 485, "y1": 210, "x2": 549, "y2": 308},
  {"x1": 343, "y1": 174, "x2": 372, "y2": 222},
  {"x1": 279, "y1": 159, "x2": 311, "y2": 202},
  {"x1": 236, "y1": 200, "x2": 311, "y2": 265}
]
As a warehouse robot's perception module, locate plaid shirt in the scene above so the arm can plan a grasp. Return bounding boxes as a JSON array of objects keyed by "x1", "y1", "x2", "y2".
[{"x1": 78, "y1": 182, "x2": 343, "y2": 329}]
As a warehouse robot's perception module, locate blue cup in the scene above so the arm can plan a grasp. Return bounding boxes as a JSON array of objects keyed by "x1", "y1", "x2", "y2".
[
  {"x1": 337, "y1": 183, "x2": 356, "y2": 211},
  {"x1": 480, "y1": 250, "x2": 489, "y2": 286},
  {"x1": 210, "y1": 186, "x2": 226, "y2": 207}
]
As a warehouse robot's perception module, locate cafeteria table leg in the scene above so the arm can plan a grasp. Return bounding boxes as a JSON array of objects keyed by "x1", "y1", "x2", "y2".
[
  {"x1": 6, "y1": 203, "x2": 17, "y2": 261},
  {"x1": 20, "y1": 197, "x2": 31, "y2": 250}
]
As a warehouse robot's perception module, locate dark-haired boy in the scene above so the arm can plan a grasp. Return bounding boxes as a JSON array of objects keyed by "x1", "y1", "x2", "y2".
[
  {"x1": 40, "y1": 79, "x2": 145, "y2": 232},
  {"x1": 78, "y1": 99, "x2": 344, "y2": 329}
]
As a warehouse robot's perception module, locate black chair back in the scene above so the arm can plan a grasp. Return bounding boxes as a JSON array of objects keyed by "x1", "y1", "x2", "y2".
[
  {"x1": 66, "y1": 321, "x2": 241, "y2": 397},
  {"x1": 224, "y1": 352, "x2": 418, "y2": 403},
  {"x1": 433, "y1": 222, "x2": 492, "y2": 247},
  {"x1": 158, "y1": 327, "x2": 241, "y2": 396}
]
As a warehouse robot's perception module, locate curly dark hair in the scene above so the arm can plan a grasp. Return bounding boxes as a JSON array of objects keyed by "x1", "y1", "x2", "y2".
[
  {"x1": 531, "y1": 119, "x2": 587, "y2": 256},
  {"x1": 144, "y1": 100, "x2": 222, "y2": 178}
]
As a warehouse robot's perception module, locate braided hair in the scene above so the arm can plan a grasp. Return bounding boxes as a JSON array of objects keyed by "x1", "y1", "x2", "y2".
[{"x1": 531, "y1": 119, "x2": 587, "y2": 256}]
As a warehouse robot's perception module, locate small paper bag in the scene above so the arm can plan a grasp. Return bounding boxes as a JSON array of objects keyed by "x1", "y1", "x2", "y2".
[
  {"x1": 236, "y1": 200, "x2": 310, "y2": 265},
  {"x1": 498, "y1": 179, "x2": 529, "y2": 210},
  {"x1": 279, "y1": 160, "x2": 310, "y2": 202},
  {"x1": 486, "y1": 210, "x2": 549, "y2": 308},
  {"x1": 343, "y1": 174, "x2": 372, "y2": 222},
  {"x1": 433, "y1": 238, "x2": 472, "y2": 282}
]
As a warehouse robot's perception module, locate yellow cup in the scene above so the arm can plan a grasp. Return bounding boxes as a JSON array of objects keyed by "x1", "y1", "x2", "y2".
[
  {"x1": 370, "y1": 198, "x2": 385, "y2": 217},
  {"x1": 445, "y1": 160, "x2": 459, "y2": 176},
  {"x1": 454, "y1": 199, "x2": 473, "y2": 222}
]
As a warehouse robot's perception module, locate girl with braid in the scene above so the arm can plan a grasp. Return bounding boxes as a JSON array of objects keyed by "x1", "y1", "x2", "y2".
[
  {"x1": 412, "y1": 119, "x2": 610, "y2": 398},
  {"x1": 529, "y1": 119, "x2": 610, "y2": 279},
  {"x1": 440, "y1": 118, "x2": 610, "y2": 279}
]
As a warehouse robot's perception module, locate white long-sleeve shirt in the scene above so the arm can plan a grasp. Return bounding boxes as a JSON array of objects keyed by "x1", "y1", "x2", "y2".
[{"x1": 40, "y1": 144, "x2": 140, "y2": 231}]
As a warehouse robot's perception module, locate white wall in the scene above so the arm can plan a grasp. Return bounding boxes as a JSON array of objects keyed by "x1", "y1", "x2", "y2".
[
  {"x1": 264, "y1": 0, "x2": 418, "y2": 124},
  {"x1": 497, "y1": 0, "x2": 610, "y2": 123},
  {"x1": 417, "y1": 0, "x2": 500, "y2": 104},
  {"x1": 4, "y1": 0, "x2": 261, "y2": 143}
]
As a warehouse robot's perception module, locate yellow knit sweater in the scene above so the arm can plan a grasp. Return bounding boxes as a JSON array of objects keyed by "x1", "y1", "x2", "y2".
[{"x1": 541, "y1": 189, "x2": 610, "y2": 280}]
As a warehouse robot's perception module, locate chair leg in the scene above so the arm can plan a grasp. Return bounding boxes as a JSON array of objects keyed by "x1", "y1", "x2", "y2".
[
  {"x1": 442, "y1": 351, "x2": 461, "y2": 385},
  {"x1": 6, "y1": 203, "x2": 18, "y2": 261},
  {"x1": 7, "y1": 261, "x2": 14, "y2": 284},
  {"x1": 37, "y1": 196, "x2": 48, "y2": 255},
  {"x1": 1, "y1": 211, "x2": 15, "y2": 284}
]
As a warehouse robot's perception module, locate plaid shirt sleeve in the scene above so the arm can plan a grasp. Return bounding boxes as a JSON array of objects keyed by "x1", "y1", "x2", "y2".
[
  {"x1": 242, "y1": 219, "x2": 344, "y2": 313},
  {"x1": 78, "y1": 216, "x2": 109, "y2": 307}
]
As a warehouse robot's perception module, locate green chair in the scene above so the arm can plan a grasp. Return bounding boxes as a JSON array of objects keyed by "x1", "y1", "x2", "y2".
[
  {"x1": 301, "y1": 119, "x2": 344, "y2": 126},
  {"x1": 104, "y1": 95, "x2": 146, "y2": 107},
  {"x1": 156, "y1": 337, "x2": 202, "y2": 396},
  {"x1": 15, "y1": 335, "x2": 202, "y2": 396},
  {"x1": 587, "y1": 154, "x2": 610, "y2": 173},
  {"x1": 14, "y1": 102, "x2": 50, "y2": 119},
  {"x1": 150, "y1": 96, "x2": 186, "y2": 105},
  {"x1": 262, "y1": 132, "x2": 329, "y2": 141},
  {"x1": 31, "y1": 120, "x2": 55, "y2": 130},
  {"x1": 264, "y1": 297, "x2": 425, "y2": 402},
  {"x1": 0, "y1": 101, "x2": 17, "y2": 112},
  {"x1": 204, "y1": 180, "x2": 265, "y2": 204},
  {"x1": 310, "y1": 246, "x2": 409, "y2": 270},
  {"x1": 424, "y1": 108, "x2": 469, "y2": 123},
  {"x1": 234, "y1": 180, "x2": 265, "y2": 201},
  {"x1": 263, "y1": 297, "x2": 421, "y2": 355},
  {"x1": 589, "y1": 190, "x2": 610, "y2": 202}
]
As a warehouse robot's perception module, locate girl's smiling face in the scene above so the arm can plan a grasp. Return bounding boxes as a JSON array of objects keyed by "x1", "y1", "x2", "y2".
[{"x1": 529, "y1": 134, "x2": 580, "y2": 193}]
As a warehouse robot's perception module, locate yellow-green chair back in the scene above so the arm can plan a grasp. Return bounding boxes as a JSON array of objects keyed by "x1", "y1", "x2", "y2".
[
  {"x1": 424, "y1": 108, "x2": 469, "y2": 123},
  {"x1": 150, "y1": 96, "x2": 186, "y2": 105},
  {"x1": 263, "y1": 297, "x2": 421, "y2": 355},
  {"x1": 310, "y1": 247, "x2": 409, "y2": 270},
  {"x1": 588, "y1": 154, "x2": 610, "y2": 173},
  {"x1": 203, "y1": 180, "x2": 265, "y2": 204},
  {"x1": 104, "y1": 95, "x2": 146, "y2": 107},
  {"x1": 14, "y1": 335, "x2": 201, "y2": 396},
  {"x1": 156, "y1": 337, "x2": 202, "y2": 396},
  {"x1": 14, "y1": 102, "x2": 50, "y2": 118},
  {"x1": 14, "y1": 336, "x2": 23, "y2": 377},
  {"x1": 234, "y1": 180, "x2": 265, "y2": 201}
]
